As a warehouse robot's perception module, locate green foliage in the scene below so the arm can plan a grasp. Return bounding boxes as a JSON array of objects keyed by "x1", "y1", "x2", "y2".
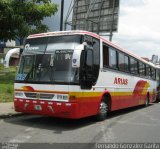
[
  {"x1": 6, "y1": 85, "x2": 12, "y2": 94},
  {"x1": 0, "y1": 71, "x2": 16, "y2": 84},
  {"x1": 0, "y1": 0, "x2": 58, "y2": 43},
  {"x1": 0, "y1": 70, "x2": 15, "y2": 102},
  {"x1": 0, "y1": 84, "x2": 14, "y2": 102},
  {"x1": 0, "y1": 64, "x2": 4, "y2": 71}
]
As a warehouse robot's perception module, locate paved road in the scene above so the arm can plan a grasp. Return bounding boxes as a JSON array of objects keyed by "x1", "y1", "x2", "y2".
[{"x1": 0, "y1": 103, "x2": 160, "y2": 147}]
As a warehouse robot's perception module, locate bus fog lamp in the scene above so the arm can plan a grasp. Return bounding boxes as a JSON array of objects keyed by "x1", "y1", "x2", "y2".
[
  {"x1": 63, "y1": 95, "x2": 68, "y2": 100},
  {"x1": 15, "y1": 92, "x2": 24, "y2": 97}
]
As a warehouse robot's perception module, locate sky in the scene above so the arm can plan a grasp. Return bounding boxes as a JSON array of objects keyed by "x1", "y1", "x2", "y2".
[
  {"x1": 113, "y1": 0, "x2": 160, "y2": 59},
  {"x1": 44, "y1": 0, "x2": 160, "y2": 59},
  {"x1": 43, "y1": 0, "x2": 71, "y2": 31}
]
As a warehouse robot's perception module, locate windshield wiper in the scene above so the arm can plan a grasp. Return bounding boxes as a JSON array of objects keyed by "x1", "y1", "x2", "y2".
[{"x1": 24, "y1": 62, "x2": 35, "y2": 81}]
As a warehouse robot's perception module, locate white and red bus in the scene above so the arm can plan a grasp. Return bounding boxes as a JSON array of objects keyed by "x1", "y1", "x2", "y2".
[
  {"x1": 156, "y1": 66, "x2": 160, "y2": 101},
  {"x1": 14, "y1": 31, "x2": 159, "y2": 120}
]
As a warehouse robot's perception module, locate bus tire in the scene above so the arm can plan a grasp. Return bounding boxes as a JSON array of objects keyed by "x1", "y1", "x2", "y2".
[
  {"x1": 96, "y1": 97, "x2": 110, "y2": 121},
  {"x1": 145, "y1": 94, "x2": 149, "y2": 107}
]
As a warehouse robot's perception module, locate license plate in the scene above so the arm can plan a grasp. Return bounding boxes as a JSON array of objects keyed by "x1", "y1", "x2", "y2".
[{"x1": 34, "y1": 105, "x2": 42, "y2": 111}]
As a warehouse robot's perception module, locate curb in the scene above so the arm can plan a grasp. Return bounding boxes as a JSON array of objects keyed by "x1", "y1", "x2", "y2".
[{"x1": 0, "y1": 113, "x2": 25, "y2": 119}]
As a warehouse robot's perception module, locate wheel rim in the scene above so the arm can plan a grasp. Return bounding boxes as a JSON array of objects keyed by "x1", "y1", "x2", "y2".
[
  {"x1": 100, "y1": 102, "x2": 108, "y2": 114},
  {"x1": 145, "y1": 99, "x2": 148, "y2": 105},
  {"x1": 145, "y1": 96, "x2": 149, "y2": 105}
]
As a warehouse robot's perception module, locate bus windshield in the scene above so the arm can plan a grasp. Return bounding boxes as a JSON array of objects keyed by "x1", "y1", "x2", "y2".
[{"x1": 15, "y1": 35, "x2": 82, "y2": 84}]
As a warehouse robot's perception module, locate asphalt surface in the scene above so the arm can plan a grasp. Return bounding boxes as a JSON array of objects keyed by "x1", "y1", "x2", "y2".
[
  {"x1": 0, "y1": 102, "x2": 23, "y2": 119},
  {"x1": 0, "y1": 103, "x2": 160, "y2": 148}
]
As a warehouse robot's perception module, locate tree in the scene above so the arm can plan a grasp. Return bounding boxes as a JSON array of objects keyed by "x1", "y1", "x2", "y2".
[
  {"x1": 0, "y1": 0, "x2": 58, "y2": 45},
  {"x1": 0, "y1": 0, "x2": 18, "y2": 41}
]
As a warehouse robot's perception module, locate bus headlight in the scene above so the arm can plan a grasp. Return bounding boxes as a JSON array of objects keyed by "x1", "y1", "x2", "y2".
[
  {"x1": 57, "y1": 94, "x2": 68, "y2": 101},
  {"x1": 15, "y1": 92, "x2": 24, "y2": 97}
]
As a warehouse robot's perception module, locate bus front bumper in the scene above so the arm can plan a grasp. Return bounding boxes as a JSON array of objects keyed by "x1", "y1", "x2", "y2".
[{"x1": 14, "y1": 98, "x2": 80, "y2": 119}]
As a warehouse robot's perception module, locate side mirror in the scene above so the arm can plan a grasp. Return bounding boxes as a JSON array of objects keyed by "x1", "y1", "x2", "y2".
[
  {"x1": 85, "y1": 47, "x2": 93, "y2": 72},
  {"x1": 80, "y1": 45, "x2": 94, "y2": 89},
  {"x1": 72, "y1": 44, "x2": 84, "y2": 68}
]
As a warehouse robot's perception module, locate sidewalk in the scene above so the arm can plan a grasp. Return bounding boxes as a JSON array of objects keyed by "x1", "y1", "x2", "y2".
[{"x1": 0, "y1": 102, "x2": 23, "y2": 118}]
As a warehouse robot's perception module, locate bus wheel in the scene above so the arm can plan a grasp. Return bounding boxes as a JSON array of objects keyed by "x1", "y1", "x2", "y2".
[
  {"x1": 145, "y1": 95, "x2": 149, "y2": 107},
  {"x1": 96, "y1": 99, "x2": 109, "y2": 121}
]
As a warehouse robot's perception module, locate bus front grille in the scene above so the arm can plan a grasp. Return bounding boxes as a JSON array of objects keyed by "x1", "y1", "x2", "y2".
[
  {"x1": 25, "y1": 92, "x2": 37, "y2": 98},
  {"x1": 40, "y1": 94, "x2": 54, "y2": 99},
  {"x1": 24, "y1": 92, "x2": 54, "y2": 99}
]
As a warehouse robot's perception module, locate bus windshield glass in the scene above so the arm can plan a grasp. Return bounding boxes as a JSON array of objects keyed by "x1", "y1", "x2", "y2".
[{"x1": 15, "y1": 35, "x2": 82, "y2": 84}]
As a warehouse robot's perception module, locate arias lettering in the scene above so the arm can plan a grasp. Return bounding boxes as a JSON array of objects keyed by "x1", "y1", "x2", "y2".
[{"x1": 114, "y1": 77, "x2": 128, "y2": 85}]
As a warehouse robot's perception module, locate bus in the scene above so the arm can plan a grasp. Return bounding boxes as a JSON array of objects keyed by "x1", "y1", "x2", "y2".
[
  {"x1": 14, "y1": 30, "x2": 159, "y2": 120},
  {"x1": 156, "y1": 66, "x2": 160, "y2": 102}
]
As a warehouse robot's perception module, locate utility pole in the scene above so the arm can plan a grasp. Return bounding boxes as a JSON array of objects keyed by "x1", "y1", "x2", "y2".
[
  {"x1": 60, "y1": 0, "x2": 64, "y2": 31},
  {"x1": 109, "y1": 0, "x2": 115, "y2": 41}
]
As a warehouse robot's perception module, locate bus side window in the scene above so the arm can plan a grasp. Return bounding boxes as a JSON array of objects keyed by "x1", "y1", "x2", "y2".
[
  {"x1": 103, "y1": 44, "x2": 118, "y2": 69},
  {"x1": 130, "y1": 57, "x2": 138, "y2": 74},
  {"x1": 146, "y1": 65, "x2": 151, "y2": 78},
  {"x1": 139, "y1": 62, "x2": 146, "y2": 76},
  {"x1": 118, "y1": 52, "x2": 125, "y2": 71},
  {"x1": 156, "y1": 69, "x2": 160, "y2": 81},
  {"x1": 124, "y1": 55, "x2": 129, "y2": 72},
  {"x1": 118, "y1": 52, "x2": 129, "y2": 72},
  {"x1": 109, "y1": 48, "x2": 117, "y2": 69},
  {"x1": 103, "y1": 44, "x2": 109, "y2": 67},
  {"x1": 151, "y1": 68, "x2": 156, "y2": 80}
]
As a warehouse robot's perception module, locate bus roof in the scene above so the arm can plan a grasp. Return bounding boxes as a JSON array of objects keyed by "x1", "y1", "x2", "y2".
[
  {"x1": 28, "y1": 30, "x2": 98, "y2": 39},
  {"x1": 28, "y1": 30, "x2": 155, "y2": 68}
]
